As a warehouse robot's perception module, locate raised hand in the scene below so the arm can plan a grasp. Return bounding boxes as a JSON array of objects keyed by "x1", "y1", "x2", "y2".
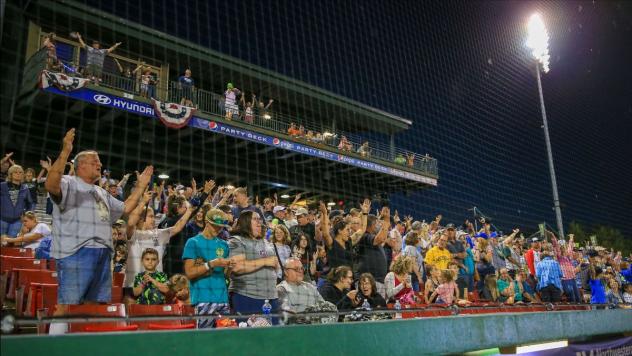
[
  {"x1": 40, "y1": 157, "x2": 52, "y2": 171},
  {"x1": 136, "y1": 165, "x2": 154, "y2": 189},
  {"x1": 62, "y1": 128, "x2": 75, "y2": 155},
  {"x1": 360, "y1": 199, "x2": 371, "y2": 214},
  {"x1": 318, "y1": 201, "x2": 327, "y2": 214},
  {"x1": 141, "y1": 190, "x2": 153, "y2": 203},
  {"x1": 203, "y1": 179, "x2": 215, "y2": 193},
  {"x1": 190, "y1": 177, "x2": 197, "y2": 192}
]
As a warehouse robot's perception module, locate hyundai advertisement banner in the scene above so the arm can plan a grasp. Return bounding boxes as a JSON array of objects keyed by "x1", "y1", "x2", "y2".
[{"x1": 42, "y1": 86, "x2": 437, "y2": 186}]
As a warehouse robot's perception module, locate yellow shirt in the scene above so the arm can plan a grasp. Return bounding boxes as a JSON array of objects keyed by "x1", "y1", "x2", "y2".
[{"x1": 425, "y1": 246, "x2": 452, "y2": 270}]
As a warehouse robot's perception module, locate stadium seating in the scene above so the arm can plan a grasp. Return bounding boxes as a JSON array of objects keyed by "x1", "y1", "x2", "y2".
[
  {"x1": 65, "y1": 303, "x2": 137, "y2": 333},
  {"x1": 127, "y1": 304, "x2": 195, "y2": 330},
  {"x1": 0, "y1": 247, "x2": 35, "y2": 258}
]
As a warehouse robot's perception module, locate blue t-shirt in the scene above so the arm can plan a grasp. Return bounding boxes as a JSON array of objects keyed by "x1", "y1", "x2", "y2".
[
  {"x1": 182, "y1": 233, "x2": 229, "y2": 304},
  {"x1": 589, "y1": 278, "x2": 606, "y2": 304}
]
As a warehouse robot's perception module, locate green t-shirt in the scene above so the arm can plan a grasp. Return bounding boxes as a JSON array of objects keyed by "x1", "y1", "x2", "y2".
[
  {"x1": 134, "y1": 271, "x2": 168, "y2": 305},
  {"x1": 182, "y1": 233, "x2": 230, "y2": 304}
]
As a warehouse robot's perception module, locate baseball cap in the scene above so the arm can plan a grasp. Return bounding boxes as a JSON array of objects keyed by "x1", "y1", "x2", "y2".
[
  {"x1": 445, "y1": 223, "x2": 456, "y2": 230},
  {"x1": 411, "y1": 221, "x2": 423, "y2": 230},
  {"x1": 113, "y1": 219, "x2": 126, "y2": 227},
  {"x1": 205, "y1": 209, "x2": 230, "y2": 228},
  {"x1": 273, "y1": 206, "x2": 286, "y2": 214},
  {"x1": 294, "y1": 207, "x2": 308, "y2": 216}
]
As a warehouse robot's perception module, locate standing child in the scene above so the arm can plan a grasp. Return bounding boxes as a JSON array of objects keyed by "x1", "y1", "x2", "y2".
[
  {"x1": 133, "y1": 248, "x2": 169, "y2": 305},
  {"x1": 431, "y1": 269, "x2": 459, "y2": 304}
]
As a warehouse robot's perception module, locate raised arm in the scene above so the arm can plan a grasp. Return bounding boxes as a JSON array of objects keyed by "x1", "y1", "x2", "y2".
[
  {"x1": 76, "y1": 33, "x2": 87, "y2": 49},
  {"x1": 169, "y1": 203, "x2": 194, "y2": 237},
  {"x1": 122, "y1": 165, "x2": 153, "y2": 217},
  {"x1": 113, "y1": 58, "x2": 123, "y2": 73},
  {"x1": 373, "y1": 207, "x2": 391, "y2": 246},
  {"x1": 108, "y1": 42, "x2": 122, "y2": 54},
  {"x1": 126, "y1": 191, "x2": 152, "y2": 238},
  {"x1": 45, "y1": 129, "x2": 74, "y2": 202},
  {"x1": 319, "y1": 202, "x2": 333, "y2": 249},
  {"x1": 350, "y1": 199, "x2": 371, "y2": 246}
]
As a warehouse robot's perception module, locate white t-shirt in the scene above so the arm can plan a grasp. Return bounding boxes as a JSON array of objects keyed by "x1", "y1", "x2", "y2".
[
  {"x1": 124, "y1": 227, "x2": 172, "y2": 287},
  {"x1": 24, "y1": 223, "x2": 52, "y2": 250}
]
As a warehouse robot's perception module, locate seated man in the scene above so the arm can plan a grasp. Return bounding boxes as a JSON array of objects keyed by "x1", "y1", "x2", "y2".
[{"x1": 277, "y1": 257, "x2": 325, "y2": 313}]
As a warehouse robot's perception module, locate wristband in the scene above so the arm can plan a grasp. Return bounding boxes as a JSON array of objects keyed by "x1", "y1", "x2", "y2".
[
  {"x1": 205, "y1": 261, "x2": 211, "y2": 270},
  {"x1": 362, "y1": 213, "x2": 368, "y2": 216}
]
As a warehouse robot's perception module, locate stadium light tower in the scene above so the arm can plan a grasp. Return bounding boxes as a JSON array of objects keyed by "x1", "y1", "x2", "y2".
[{"x1": 527, "y1": 13, "x2": 564, "y2": 239}]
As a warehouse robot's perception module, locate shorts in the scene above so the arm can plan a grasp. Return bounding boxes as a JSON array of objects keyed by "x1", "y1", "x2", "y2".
[
  {"x1": 56, "y1": 247, "x2": 112, "y2": 304},
  {"x1": 195, "y1": 302, "x2": 230, "y2": 329},
  {"x1": 225, "y1": 103, "x2": 239, "y2": 116},
  {"x1": 85, "y1": 64, "x2": 103, "y2": 78}
]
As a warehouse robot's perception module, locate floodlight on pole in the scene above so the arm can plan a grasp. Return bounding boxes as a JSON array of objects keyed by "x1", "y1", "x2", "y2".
[
  {"x1": 526, "y1": 13, "x2": 550, "y2": 73},
  {"x1": 526, "y1": 13, "x2": 565, "y2": 238}
]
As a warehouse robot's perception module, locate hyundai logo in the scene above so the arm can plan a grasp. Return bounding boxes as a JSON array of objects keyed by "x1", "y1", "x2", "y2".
[{"x1": 93, "y1": 94, "x2": 111, "y2": 105}]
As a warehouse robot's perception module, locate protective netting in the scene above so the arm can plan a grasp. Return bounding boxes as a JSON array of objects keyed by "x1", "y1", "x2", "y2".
[{"x1": 1, "y1": 0, "x2": 631, "y2": 335}]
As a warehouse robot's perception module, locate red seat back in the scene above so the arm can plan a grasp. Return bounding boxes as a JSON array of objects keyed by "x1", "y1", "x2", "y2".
[
  {"x1": 66, "y1": 303, "x2": 130, "y2": 333},
  {"x1": 111, "y1": 286, "x2": 124, "y2": 303},
  {"x1": 1, "y1": 256, "x2": 47, "y2": 273},
  {"x1": 127, "y1": 304, "x2": 186, "y2": 330},
  {"x1": 14, "y1": 269, "x2": 58, "y2": 315},
  {"x1": 112, "y1": 272, "x2": 125, "y2": 288},
  {"x1": 0, "y1": 247, "x2": 35, "y2": 258},
  {"x1": 25, "y1": 283, "x2": 58, "y2": 317}
]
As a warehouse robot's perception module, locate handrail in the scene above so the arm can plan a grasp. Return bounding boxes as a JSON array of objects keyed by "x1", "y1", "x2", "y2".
[{"x1": 34, "y1": 49, "x2": 438, "y2": 176}]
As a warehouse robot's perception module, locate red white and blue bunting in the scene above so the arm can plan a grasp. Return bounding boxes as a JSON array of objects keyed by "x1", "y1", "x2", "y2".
[
  {"x1": 151, "y1": 99, "x2": 196, "y2": 129},
  {"x1": 39, "y1": 70, "x2": 89, "y2": 92}
]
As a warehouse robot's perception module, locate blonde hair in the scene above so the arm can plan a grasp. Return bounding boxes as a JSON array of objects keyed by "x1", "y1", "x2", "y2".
[
  {"x1": 273, "y1": 225, "x2": 291, "y2": 245},
  {"x1": 7, "y1": 165, "x2": 24, "y2": 182},
  {"x1": 391, "y1": 255, "x2": 413, "y2": 275},
  {"x1": 169, "y1": 274, "x2": 189, "y2": 292},
  {"x1": 440, "y1": 269, "x2": 454, "y2": 283}
]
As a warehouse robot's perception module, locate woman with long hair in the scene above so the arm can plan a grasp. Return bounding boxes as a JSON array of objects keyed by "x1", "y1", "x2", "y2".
[
  {"x1": 228, "y1": 210, "x2": 280, "y2": 318},
  {"x1": 272, "y1": 224, "x2": 291, "y2": 280}
]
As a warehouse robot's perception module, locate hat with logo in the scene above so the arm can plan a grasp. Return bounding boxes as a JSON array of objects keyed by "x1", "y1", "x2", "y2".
[{"x1": 205, "y1": 208, "x2": 231, "y2": 228}]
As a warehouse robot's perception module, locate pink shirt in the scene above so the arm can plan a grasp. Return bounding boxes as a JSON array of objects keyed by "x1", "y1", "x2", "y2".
[{"x1": 435, "y1": 281, "x2": 457, "y2": 304}]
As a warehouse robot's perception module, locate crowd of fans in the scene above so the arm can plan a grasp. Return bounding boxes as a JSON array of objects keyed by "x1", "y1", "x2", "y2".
[
  {"x1": 1, "y1": 129, "x2": 631, "y2": 334},
  {"x1": 40, "y1": 32, "x2": 429, "y2": 170}
]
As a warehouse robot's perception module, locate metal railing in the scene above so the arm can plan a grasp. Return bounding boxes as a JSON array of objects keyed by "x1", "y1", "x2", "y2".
[{"x1": 37, "y1": 52, "x2": 437, "y2": 176}]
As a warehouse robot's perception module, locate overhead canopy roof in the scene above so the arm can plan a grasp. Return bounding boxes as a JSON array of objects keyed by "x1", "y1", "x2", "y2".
[{"x1": 30, "y1": 0, "x2": 414, "y2": 135}]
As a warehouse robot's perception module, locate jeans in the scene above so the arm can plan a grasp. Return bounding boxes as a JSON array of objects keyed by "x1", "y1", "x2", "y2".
[
  {"x1": 0, "y1": 219, "x2": 22, "y2": 237},
  {"x1": 56, "y1": 247, "x2": 112, "y2": 304},
  {"x1": 562, "y1": 279, "x2": 581, "y2": 303},
  {"x1": 539, "y1": 284, "x2": 562, "y2": 303}
]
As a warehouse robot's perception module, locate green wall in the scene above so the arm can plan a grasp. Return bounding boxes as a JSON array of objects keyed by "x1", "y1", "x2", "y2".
[{"x1": 2, "y1": 310, "x2": 632, "y2": 356}]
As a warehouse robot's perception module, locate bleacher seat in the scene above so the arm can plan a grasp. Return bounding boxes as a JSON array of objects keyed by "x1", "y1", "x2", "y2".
[
  {"x1": 65, "y1": 303, "x2": 137, "y2": 333},
  {"x1": 0, "y1": 247, "x2": 35, "y2": 258},
  {"x1": 1, "y1": 256, "x2": 47, "y2": 273},
  {"x1": 112, "y1": 272, "x2": 125, "y2": 288},
  {"x1": 127, "y1": 304, "x2": 194, "y2": 330},
  {"x1": 13, "y1": 269, "x2": 58, "y2": 315},
  {"x1": 2, "y1": 258, "x2": 49, "y2": 303},
  {"x1": 25, "y1": 283, "x2": 58, "y2": 317}
]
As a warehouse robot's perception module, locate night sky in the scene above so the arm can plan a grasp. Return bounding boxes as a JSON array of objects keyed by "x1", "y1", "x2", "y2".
[{"x1": 80, "y1": 0, "x2": 632, "y2": 236}]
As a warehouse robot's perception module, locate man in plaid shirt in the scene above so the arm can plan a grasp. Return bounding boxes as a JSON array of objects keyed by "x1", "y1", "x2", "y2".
[{"x1": 549, "y1": 232, "x2": 581, "y2": 303}]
